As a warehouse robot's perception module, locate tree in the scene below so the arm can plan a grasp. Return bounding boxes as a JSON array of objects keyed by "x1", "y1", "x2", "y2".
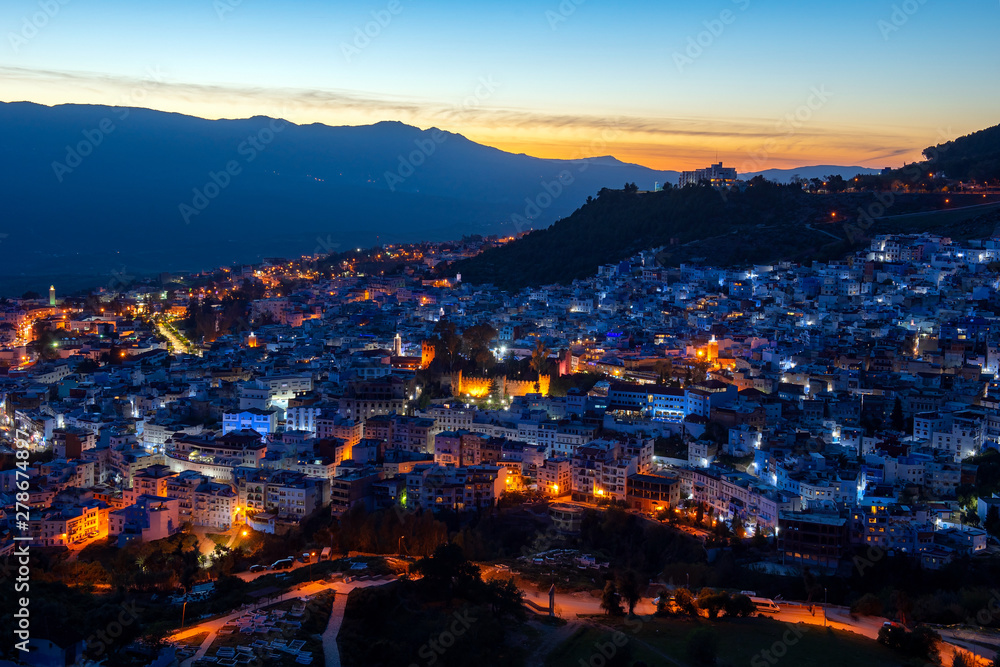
[
  {"x1": 484, "y1": 577, "x2": 525, "y2": 622},
  {"x1": 751, "y1": 524, "x2": 768, "y2": 551},
  {"x1": 655, "y1": 358, "x2": 674, "y2": 384},
  {"x1": 655, "y1": 595, "x2": 672, "y2": 616},
  {"x1": 697, "y1": 589, "x2": 729, "y2": 619},
  {"x1": 618, "y1": 570, "x2": 642, "y2": 616},
  {"x1": 891, "y1": 397, "x2": 905, "y2": 432},
  {"x1": 674, "y1": 587, "x2": 699, "y2": 616},
  {"x1": 986, "y1": 505, "x2": 1000, "y2": 537},
  {"x1": 878, "y1": 624, "x2": 907, "y2": 650},
  {"x1": 908, "y1": 626, "x2": 941, "y2": 663},
  {"x1": 952, "y1": 653, "x2": 972, "y2": 667},
  {"x1": 29, "y1": 322, "x2": 66, "y2": 361},
  {"x1": 530, "y1": 339, "x2": 551, "y2": 378},
  {"x1": 431, "y1": 320, "x2": 463, "y2": 372},
  {"x1": 731, "y1": 514, "x2": 746, "y2": 540},
  {"x1": 890, "y1": 589, "x2": 913, "y2": 628},
  {"x1": 703, "y1": 421, "x2": 727, "y2": 444},
  {"x1": 413, "y1": 542, "x2": 481, "y2": 600},
  {"x1": 601, "y1": 580, "x2": 623, "y2": 616},
  {"x1": 462, "y1": 323, "x2": 497, "y2": 372},
  {"x1": 851, "y1": 593, "x2": 884, "y2": 617},
  {"x1": 725, "y1": 594, "x2": 756, "y2": 618}
]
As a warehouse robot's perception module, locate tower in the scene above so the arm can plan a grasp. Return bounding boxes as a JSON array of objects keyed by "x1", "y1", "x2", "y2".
[
  {"x1": 49, "y1": 285, "x2": 55, "y2": 306},
  {"x1": 393, "y1": 332, "x2": 402, "y2": 357}
]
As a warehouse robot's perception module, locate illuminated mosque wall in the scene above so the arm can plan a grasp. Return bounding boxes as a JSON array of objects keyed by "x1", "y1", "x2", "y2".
[{"x1": 451, "y1": 371, "x2": 551, "y2": 398}]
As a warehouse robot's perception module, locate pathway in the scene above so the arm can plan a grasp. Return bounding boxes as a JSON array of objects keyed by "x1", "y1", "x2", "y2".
[
  {"x1": 172, "y1": 578, "x2": 386, "y2": 666},
  {"x1": 321, "y1": 589, "x2": 349, "y2": 667}
]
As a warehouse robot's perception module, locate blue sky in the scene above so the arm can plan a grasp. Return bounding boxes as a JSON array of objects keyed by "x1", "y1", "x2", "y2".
[{"x1": 2, "y1": 0, "x2": 998, "y2": 169}]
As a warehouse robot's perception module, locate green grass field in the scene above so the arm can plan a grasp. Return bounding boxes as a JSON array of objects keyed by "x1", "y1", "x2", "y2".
[{"x1": 546, "y1": 616, "x2": 916, "y2": 667}]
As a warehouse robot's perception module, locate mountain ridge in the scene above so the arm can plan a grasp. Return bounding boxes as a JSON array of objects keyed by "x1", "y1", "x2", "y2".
[{"x1": 0, "y1": 101, "x2": 677, "y2": 295}]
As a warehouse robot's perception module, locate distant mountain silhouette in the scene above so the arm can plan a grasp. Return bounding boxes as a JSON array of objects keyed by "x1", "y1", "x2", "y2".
[{"x1": 0, "y1": 102, "x2": 680, "y2": 295}]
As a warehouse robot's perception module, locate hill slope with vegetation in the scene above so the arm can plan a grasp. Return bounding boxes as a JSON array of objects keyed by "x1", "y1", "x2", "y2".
[
  {"x1": 451, "y1": 181, "x2": 1000, "y2": 291},
  {"x1": 920, "y1": 122, "x2": 1000, "y2": 182}
]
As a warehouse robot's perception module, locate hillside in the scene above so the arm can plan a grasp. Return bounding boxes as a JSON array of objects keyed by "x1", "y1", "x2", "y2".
[
  {"x1": 921, "y1": 123, "x2": 1000, "y2": 182},
  {"x1": 0, "y1": 102, "x2": 678, "y2": 295},
  {"x1": 452, "y1": 183, "x2": 1000, "y2": 291}
]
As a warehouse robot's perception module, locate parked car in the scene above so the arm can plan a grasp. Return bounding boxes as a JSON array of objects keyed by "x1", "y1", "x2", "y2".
[
  {"x1": 249, "y1": 565, "x2": 266, "y2": 573},
  {"x1": 271, "y1": 558, "x2": 294, "y2": 571}
]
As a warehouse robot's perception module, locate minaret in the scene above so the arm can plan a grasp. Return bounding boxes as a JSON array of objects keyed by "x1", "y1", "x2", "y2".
[
  {"x1": 707, "y1": 335, "x2": 718, "y2": 363},
  {"x1": 49, "y1": 285, "x2": 56, "y2": 306},
  {"x1": 393, "y1": 333, "x2": 402, "y2": 356}
]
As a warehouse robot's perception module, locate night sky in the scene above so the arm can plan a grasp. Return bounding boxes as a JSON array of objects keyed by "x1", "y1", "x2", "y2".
[{"x1": 2, "y1": 0, "x2": 998, "y2": 170}]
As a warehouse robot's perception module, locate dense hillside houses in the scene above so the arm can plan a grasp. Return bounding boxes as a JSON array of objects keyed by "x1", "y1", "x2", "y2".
[{"x1": 4, "y1": 231, "x2": 1000, "y2": 574}]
